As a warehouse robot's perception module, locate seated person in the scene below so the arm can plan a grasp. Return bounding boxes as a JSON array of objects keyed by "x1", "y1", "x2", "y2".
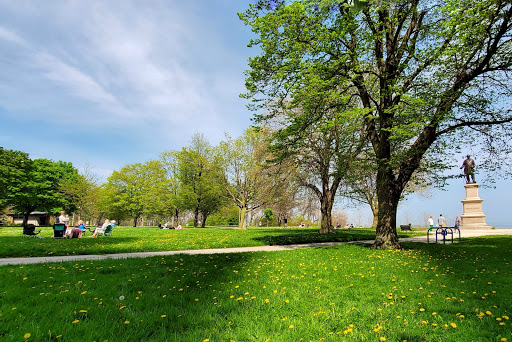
[
  {"x1": 91, "y1": 219, "x2": 110, "y2": 237},
  {"x1": 77, "y1": 220, "x2": 86, "y2": 231},
  {"x1": 68, "y1": 227, "x2": 83, "y2": 238}
]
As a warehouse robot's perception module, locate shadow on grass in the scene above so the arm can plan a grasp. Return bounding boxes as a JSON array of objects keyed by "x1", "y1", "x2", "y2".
[
  {"x1": 0, "y1": 236, "x2": 140, "y2": 258},
  {"x1": 250, "y1": 229, "x2": 377, "y2": 246}
]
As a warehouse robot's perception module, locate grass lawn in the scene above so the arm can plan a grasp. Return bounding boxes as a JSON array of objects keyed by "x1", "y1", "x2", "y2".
[
  {"x1": 0, "y1": 226, "x2": 419, "y2": 258},
  {"x1": 1, "y1": 235, "x2": 511, "y2": 341}
]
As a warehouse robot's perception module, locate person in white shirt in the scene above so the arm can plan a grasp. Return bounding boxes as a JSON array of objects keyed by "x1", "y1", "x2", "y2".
[{"x1": 428, "y1": 216, "x2": 434, "y2": 228}]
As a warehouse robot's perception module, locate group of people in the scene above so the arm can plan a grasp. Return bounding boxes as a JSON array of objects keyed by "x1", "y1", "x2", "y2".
[
  {"x1": 159, "y1": 222, "x2": 182, "y2": 229},
  {"x1": 427, "y1": 214, "x2": 461, "y2": 230},
  {"x1": 58, "y1": 211, "x2": 115, "y2": 238}
]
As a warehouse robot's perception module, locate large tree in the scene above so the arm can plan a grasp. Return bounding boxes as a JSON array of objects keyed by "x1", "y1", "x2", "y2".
[
  {"x1": 241, "y1": 0, "x2": 512, "y2": 248},
  {"x1": 1, "y1": 154, "x2": 78, "y2": 227}
]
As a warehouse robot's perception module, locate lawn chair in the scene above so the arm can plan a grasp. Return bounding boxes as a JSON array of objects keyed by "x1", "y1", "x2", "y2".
[
  {"x1": 102, "y1": 224, "x2": 113, "y2": 236},
  {"x1": 53, "y1": 223, "x2": 67, "y2": 238},
  {"x1": 95, "y1": 224, "x2": 113, "y2": 236},
  {"x1": 23, "y1": 224, "x2": 41, "y2": 237}
]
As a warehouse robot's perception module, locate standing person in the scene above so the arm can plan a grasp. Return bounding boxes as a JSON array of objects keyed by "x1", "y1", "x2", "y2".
[
  {"x1": 438, "y1": 214, "x2": 446, "y2": 227},
  {"x1": 59, "y1": 211, "x2": 70, "y2": 236},
  {"x1": 454, "y1": 216, "x2": 461, "y2": 230},
  {"x1": 428, "y1": 216, "x2": 434, "y2": 228}
]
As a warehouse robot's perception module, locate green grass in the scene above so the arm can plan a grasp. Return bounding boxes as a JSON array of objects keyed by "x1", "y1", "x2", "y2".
[
  {"x1": 1, "y1": 236, "x2": 511, "y2": 341},
  {"x1": 0, "y1": 226, "x2": 419, "y2": 258}
]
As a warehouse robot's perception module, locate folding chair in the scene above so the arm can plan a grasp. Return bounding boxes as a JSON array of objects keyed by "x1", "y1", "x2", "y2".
[
  {"x1": 23, "y1": 224, "x2": 41, "y2": 237},
  {"x1": 53, "y1": 223, "x2": 67, "y2": 238}
]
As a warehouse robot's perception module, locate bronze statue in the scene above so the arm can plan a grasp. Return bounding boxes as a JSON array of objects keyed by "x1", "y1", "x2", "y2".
[{"x1": 460, "y1": 154, "x2": 476, "y2": 183}]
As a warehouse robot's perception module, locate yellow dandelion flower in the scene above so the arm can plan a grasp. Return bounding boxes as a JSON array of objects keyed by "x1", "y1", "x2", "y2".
[
  {"x1": 79, "y1": 310, "x2": 87, "y2": 313},
  {"x1": 500, "y1": 338, "x2": 507, "y2": 342},
  {"x1": 450, "y1": 323, "x2": 457, "y2": 328},
  {"x1": 419, "y1": 308, "x2": 425, "y2": 312},
  {"x1": 380, "y1": 337, "x2": 386, "y2": 341},
  {"x1": 24, "y1": 333, "x2": 31, "y2": 338},
  {"x1": 161, "y1": 315, "x2": 166, "y2": 318},
  {"x1": 72, "y1": 320, "x2": 79, "y2": 324},
  {"x1": 124, "y1": 320, "x2": 130, "y2": 324},
  {"x1": 486, "y1": 311, "x2": 492, "y2": 315},
  {"x1": 432, "y1": 312, "x2": 437, "y2": 315},
  {"x1": 289, "y1": 325, "x2": 294, "y2": 329}
]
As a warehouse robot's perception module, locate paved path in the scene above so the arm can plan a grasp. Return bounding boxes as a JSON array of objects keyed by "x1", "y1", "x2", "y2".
[{"x1": 2, "y1": 229, "x2": 512, "y2": 266}]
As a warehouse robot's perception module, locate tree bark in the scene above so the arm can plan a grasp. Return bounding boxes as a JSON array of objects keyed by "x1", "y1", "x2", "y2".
[
  {"x1": 201, "y1": 213, "x2": 208, "y2": 228},
  {"x1": 319, "y1": 191, "x2": 335, "y2": 233},
  {"x1": 373, "y1": 173, "x2": 402, "y2": 249},
  {"x1": 133, "y1": 216, "x2": 138, "y2": 227},
  {"x1": 239, "y1": 206, "x2": 247, "y2": 230}
]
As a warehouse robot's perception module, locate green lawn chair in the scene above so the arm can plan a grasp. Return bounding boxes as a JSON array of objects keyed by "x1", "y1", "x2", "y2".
[
  {"x1": 97, "y1": 224, "x2": 113, "y2": 236},
  {"x1": 53, "y1": 223, "x2": 67, "y2": 238}
]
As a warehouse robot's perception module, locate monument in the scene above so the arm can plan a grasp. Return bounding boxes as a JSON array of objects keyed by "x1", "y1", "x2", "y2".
[{"x1": 459, "y1": 155, "x2": 493, "y2": 229}]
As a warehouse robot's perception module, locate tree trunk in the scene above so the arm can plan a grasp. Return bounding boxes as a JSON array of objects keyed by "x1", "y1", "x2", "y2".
[
  {"x1": 371, "y1": 207, "x2": 378, "y2": 229},
  {"x1": 22, "y1": 212, "x2": 30, "y2": 228},
  {"x1": 239, "y1": 206, "x2": 247, "y2": 230},
  {"x1": 201, "y1": 213, "x2": 208, "y2": 228},
  {"x1": 319, "y1": 191, "x2": 335, "y2": 233},
  {"x1": 194, "y1": 206, "x2": 200, "y2": 228},
  {"x1": 133, "y1": 216, "x2": 138, "y2": 227},
  {"x1": 373, "y1": 174, "x2": 402, "y2": 249}
]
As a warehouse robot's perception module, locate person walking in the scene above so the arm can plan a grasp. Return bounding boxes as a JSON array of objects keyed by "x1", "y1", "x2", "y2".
[{"x1": 428, "y1": 216, "x2": 434, "y2": 228}]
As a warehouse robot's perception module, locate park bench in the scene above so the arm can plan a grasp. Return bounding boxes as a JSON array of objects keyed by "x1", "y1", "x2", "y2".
[
  {"x1": 427, "y1": 226, "x2": 461, "y2": 244},
  {"x1": 400, "y1": 224, "x2": 413, "y2": 231},
  {"x1": 23, "y1": 224, "x2": 42, "y2": 237}
]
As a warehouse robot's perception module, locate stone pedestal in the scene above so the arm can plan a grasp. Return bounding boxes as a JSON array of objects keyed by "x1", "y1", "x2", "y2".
[{"x1": 460, "y1": 183, "x2": 493, "y2": 229}]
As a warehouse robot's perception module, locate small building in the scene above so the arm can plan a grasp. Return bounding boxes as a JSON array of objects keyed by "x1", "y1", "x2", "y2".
[{"x1": 6, "y1": 212, "x2": 51, "y2": 226}]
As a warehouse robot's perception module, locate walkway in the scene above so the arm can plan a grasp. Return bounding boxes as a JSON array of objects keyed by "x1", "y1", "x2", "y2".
[{"x1": 2, "y1": 229, "x2": 512, "y2": 266}]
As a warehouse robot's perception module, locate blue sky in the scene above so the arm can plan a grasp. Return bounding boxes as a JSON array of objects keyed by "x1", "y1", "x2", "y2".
[{"x1": 0, "y1": 1, "x2": 510, "y2": 227}]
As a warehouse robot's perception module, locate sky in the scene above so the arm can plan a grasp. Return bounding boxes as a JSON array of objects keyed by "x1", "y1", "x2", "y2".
[{"x1": 0, "y1": 1, "x2": 510, "y2": 227}]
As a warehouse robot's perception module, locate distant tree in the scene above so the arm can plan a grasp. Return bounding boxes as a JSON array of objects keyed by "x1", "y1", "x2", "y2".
[
  {"x1": 172, "y1": 133, "x2": 227, "y2": 227},
  {"x1": 59, "y1": 164, "x2": 100, "y2": 224},
  {"x1": 262, "y1": 208, "x2": 274, "y2": 227},
  {"x1": 219, "y1": 128, "x2": 285, "y2": 230},
  {"x1": 101, "y1": 161, "x2": 169, "y2": 227}
]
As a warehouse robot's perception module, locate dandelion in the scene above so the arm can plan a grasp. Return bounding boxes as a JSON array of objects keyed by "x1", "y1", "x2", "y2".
[
  {"x1": 379, "y1": 337, "x2": 386, "y2": 341},
  {"x1": 432, "y1": 312, "x2": 437, "y2": 315},
  {"x1": 161, "y1": 315, "x2": 166, "y2": 318},
  {"x1": 450, "y1": 323, "x2": 457, "y2": 328},
  {"x1": 72, "y1": 320, "x2": 79, "y2": 324},
  {"x1": 419, "y1": 308, "x2": 425, "y2": 312},
  {"x1": 124, "y1": 321, "x2": 130, "y2": 324},
  {"x1": 79, "y1": 310, "x2": 87, "y2": 313},
  {"x1": 24, "y1": 333, "x2": 31, "y2": 338},
  {"x1": 486, "y1": 311, "x2": 492, "y2": 315},
  {"x1": 288, "y1": 325, "x2": 294, "y2": 329},
  {"x1": 119, "y1": 296, "x2": 125, "y2": 301}
]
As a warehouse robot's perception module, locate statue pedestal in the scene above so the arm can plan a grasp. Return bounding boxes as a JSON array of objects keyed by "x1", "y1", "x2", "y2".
[{"x1": 460, "y1": 183, "x2": 493, "y2": 229}]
